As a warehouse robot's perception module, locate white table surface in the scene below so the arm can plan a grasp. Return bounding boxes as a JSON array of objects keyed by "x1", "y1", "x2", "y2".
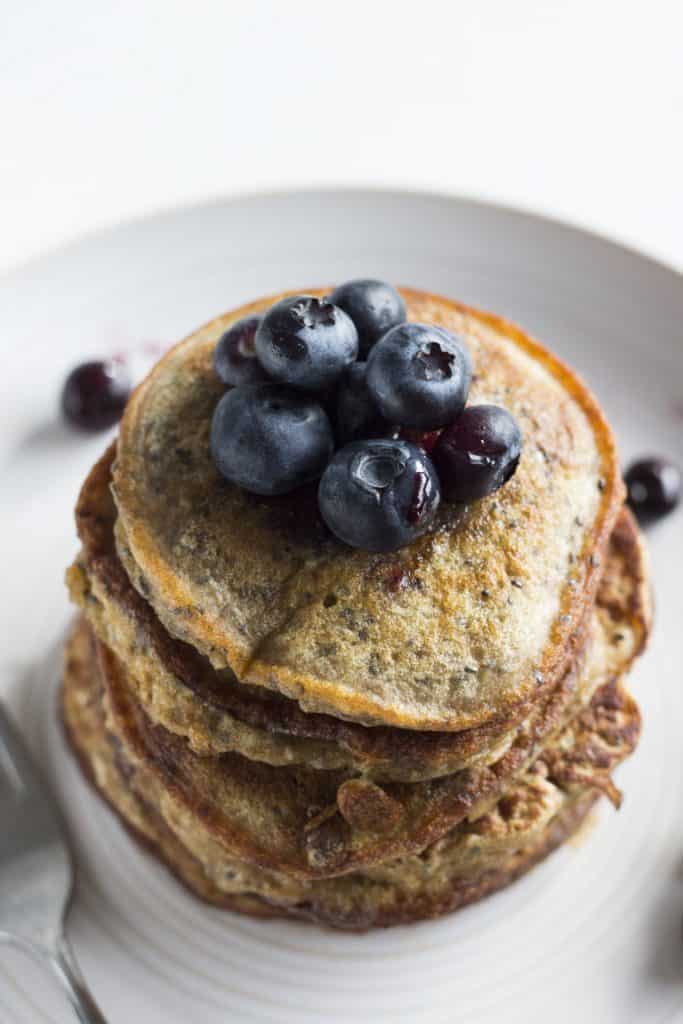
[{"x1": 1, "y1": 0, "x2": 682, "y2": 277}]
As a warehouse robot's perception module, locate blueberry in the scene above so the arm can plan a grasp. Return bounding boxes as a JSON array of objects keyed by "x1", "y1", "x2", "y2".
[
  {"x1": 335, "y1": 362, "x2": 396, "y2": 446},
  {"x1": 213, "y1": 315, "x2": 268, "y2": 387},
  {"x1": 625, "y1": 457, "x2": 681, "y2": 522},
  {"x1": 318, "y1": 439, "x2": 440, "y2": 552},
  {"x1": 61, "y1": 360, "x2": 131, "y2": 431},
  {"x1": 210, "y1": 383, "x2": 334, "y2": 496},
  {"x1": 329, "y1": 279, "x2": 406, "y2": 357},
  {"x1": 255, "y1": 295, "x2": 358, "y2": 392},
  {"x1": 433, "y1": 405, "x2": 523, "y2": 502},
  {"x1": 366, "y1": 323, "x2": 472, "y2": 429}
]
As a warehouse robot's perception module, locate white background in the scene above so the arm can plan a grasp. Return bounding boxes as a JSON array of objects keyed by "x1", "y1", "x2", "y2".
[{"x1": 1, "y1": 0, "x2": 682, "y2": 275}]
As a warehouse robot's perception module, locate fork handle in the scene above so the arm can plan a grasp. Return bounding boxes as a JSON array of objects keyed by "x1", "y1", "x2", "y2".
[{"x1": 47, "y1": 935, "x2": 108, "y2": 1024}]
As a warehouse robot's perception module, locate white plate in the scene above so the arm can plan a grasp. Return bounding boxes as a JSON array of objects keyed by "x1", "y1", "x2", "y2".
[{"x1": 1, "y1": 190, "x2": 682, "y2": 1024}]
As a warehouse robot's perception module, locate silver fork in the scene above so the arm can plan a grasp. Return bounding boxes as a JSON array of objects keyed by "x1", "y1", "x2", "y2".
[{"x1": 0, "y1": 701, "x2": 107, "y2": 1023}]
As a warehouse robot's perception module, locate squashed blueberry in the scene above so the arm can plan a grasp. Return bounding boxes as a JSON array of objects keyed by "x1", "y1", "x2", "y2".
[
  {"x1": 398, "y1": 427, "x2": 442, "y2": 455},
  {"x1": 433, "y1": 404, "x2": 523, "y2": 502},
  {"x1": 318, "y1": 438, "x2": 440, "y2": 551}
]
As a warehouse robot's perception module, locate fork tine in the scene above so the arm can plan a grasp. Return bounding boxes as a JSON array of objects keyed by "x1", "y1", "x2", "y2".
[
  {"x1": 0, "y1": 701, "x2": 108, "y2": 1020},
  {"x1": 0, "y1": 702, "x2": 47, "y2": 794},
  {"x1": 0, "y1": 701, "x2": 66, "y2": 857}
]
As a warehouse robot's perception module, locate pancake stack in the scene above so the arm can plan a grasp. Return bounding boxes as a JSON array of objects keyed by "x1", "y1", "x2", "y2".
[{"x1": 63, "y1": 289, "x2": 651, "y2": 930}]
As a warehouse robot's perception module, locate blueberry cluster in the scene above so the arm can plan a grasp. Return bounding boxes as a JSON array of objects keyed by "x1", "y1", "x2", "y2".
[{"x1": 210, "y1": 280, "x2": 523, "y2": 552}]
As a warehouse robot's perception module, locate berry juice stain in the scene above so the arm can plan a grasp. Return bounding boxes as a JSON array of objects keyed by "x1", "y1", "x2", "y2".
[{"x1": 408, "y1": 469, "x2": 429, "y2": 524}]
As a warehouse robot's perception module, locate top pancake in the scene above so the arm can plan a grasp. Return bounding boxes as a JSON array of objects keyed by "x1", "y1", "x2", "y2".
[
  {"x1": 69, "y1": 446, "x2": 650, "y2": 782},
  {"x1": 112, "y1": 288, "x2": 623, "y2": 731}
]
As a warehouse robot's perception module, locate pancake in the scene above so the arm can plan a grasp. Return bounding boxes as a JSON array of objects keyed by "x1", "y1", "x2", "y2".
[
  {"x1": 112, "y1": 288, "x2": 624, "y2": 731},
  {"x1": 69, "y1": 446, "x2": 514, "y2": 779},
  {"x1": 61, "y1": 622, "x2": 282, "y2": 922},
  {"x1": 62, "y1": 618, "x2": 633, "y2": 930},
  {"x1": 68, "y1": 447, "x2": 650, "y2": 783},
  {"x1": 88, "y1": 550, "x2": 640, "y2": 881}
]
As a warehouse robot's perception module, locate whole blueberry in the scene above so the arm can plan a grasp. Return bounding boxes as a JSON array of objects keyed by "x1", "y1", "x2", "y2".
[
  {"x1": 335, "y1": 362, "x2": 396, "y2": 446},
  {"x1": 318, "y1": 439, "x2": 441, "y2": 552},
  {"x1": 61, "y1": 360, "x2": 131, "y2": 431},
  {"x1": 366, "y1": 323, "x2": 472, "y2": 429},
  {"x1": 213, "y1": 315, "x2": 268, "y2": 387},
  {"x1": 329, "y1": 279, "x2": 406, "y2": 357},
  {"x1": 433, "y1": 405, "x2": 523, "y2": 502},
  {"x1": 255, "y1": 295, "x2": 358, "y2": 392},
  {"x1": 625, "y1": 457, "x2": 681, "y2": 522},
  {"x1": 210, "y1": 383, "x2": 334, "y2": 496}
]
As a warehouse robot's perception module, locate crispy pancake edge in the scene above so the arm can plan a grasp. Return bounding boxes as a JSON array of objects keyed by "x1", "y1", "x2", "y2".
[
  {"x1": 92, "y1": 609, "x2": 641, "y2": 880},
  {"x1": 61, "y1": 620, "x2": 600, "y2": 931}
]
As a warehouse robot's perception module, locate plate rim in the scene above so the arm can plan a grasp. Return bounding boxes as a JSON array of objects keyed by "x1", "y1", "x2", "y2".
[{"x1": 1, "y1": 185, "x2": 681, "y2": 287}]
